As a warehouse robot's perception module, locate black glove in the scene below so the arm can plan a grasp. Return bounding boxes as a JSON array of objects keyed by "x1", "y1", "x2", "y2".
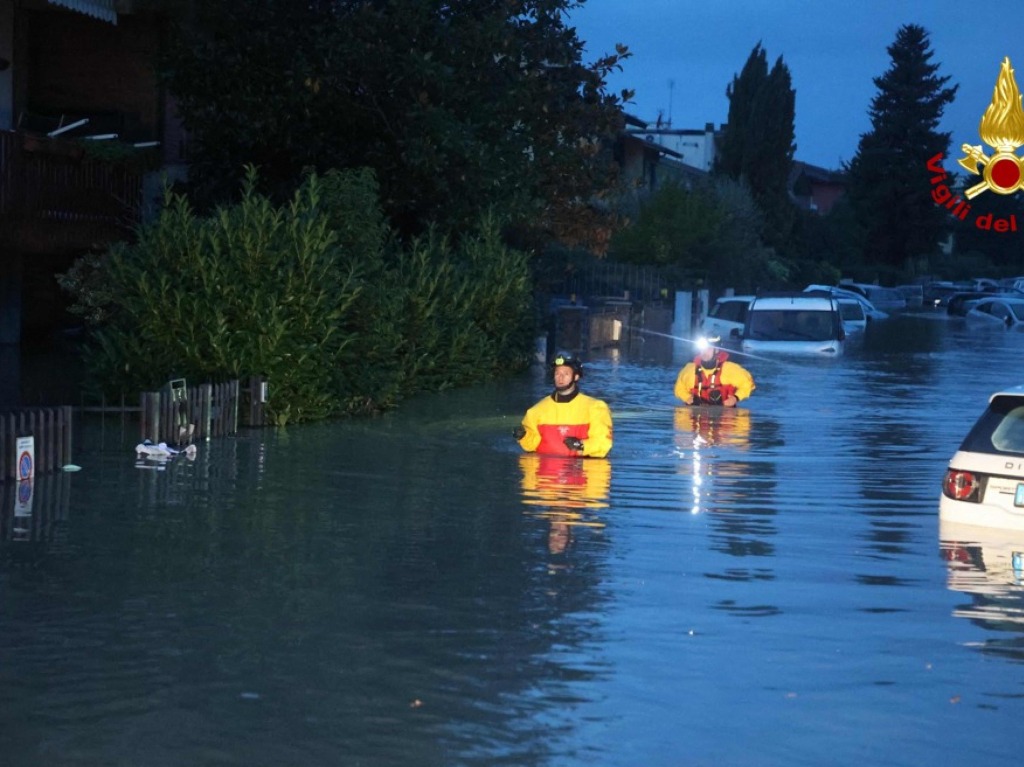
[
  {"x1": 563, "y1": 436, "x2": 584, "y2": 452},
  {"x1": 512, "y1": 425, "x2": 526, "y2": 441}
]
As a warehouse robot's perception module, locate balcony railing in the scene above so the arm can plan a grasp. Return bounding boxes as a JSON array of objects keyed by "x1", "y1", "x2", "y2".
[{"x1": 0, "y1": 129, "x2": 143, "y2": 253}]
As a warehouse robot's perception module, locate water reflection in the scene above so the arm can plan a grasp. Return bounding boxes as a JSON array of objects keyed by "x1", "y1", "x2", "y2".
[
  {"x1": 670, "y1": 405, "x2": 782, "y2": 614},
  {"x1": 673, "y1": 405, "x2": 752, "y2": 449},
  {"x1": 519, "y1": 454, "x2": 610, "y2": 555},
  {"x1": 673, "y1": 406, "x2": 754, "y2": 515},
  {"x1": 939, "y1": 517, "x2": 1024, "y2": 662},
  {"x1": 0, "y1": 472, "x2": 70, "y2": 548}
]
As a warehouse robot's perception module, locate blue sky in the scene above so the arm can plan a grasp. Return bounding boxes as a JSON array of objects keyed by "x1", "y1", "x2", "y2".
[{"x1": 568, "y1": 0, "x2": 1024, "y2": 171}]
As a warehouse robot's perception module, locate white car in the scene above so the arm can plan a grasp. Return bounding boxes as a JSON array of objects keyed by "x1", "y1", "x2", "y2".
[
  {"x1": 837, "y1": 298, "x2": 867, "y2": 334},
  {"x1": 740, "y1": 291, "x2": 845, "y2": 355},
  {"x1": 941, "y1": 385, "x2": 1024, "y2": 530},
  {"x1": 701, "y1": 295, "x2": 754, "y2": 341},
  {"x1": 839, "y1": 282, "x2": 907, "y2": 312},
  {"x1": 965, "y1": 297, "x2": 1024, "y2": 328},
  {"x1": 804, "y1": 284, "x2": 888, "y2": 322}
]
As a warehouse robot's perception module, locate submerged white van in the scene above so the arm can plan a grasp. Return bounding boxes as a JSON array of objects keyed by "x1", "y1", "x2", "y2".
[{"x1": 740, "y1": 291, "x2": 845, "y2": 355}]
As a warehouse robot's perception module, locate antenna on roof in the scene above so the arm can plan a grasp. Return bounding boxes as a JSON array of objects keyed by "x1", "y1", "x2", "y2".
[{"x1": 667, "y1": 79, "x2": 675, "y2": 128}]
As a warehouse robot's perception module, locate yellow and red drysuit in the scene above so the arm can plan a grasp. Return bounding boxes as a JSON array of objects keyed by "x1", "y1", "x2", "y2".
[
  {"x1": 674, "y1": 351, "x2": 755, "y2": 406},
  {"x1": 515, "y1": 390, "x2": 613, "y2": 458}
]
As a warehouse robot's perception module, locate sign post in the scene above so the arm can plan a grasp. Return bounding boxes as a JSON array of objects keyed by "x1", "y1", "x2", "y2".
[
  {"x1": 15, "y1": 435, "x2": 35, "y2": 521},
  {"x1": 16, "y1": 435, "x2": 34, "y2": 481}
]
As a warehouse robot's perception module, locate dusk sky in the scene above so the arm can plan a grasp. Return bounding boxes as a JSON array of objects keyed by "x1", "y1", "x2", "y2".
[{"x1": 568, "y1": 0, "x2": 1024, "y2": 172}]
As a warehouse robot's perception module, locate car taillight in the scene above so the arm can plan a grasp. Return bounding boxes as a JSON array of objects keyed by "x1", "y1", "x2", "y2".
[{"x1": 943, "y1": 469, "x2": 981, "y2": 502}]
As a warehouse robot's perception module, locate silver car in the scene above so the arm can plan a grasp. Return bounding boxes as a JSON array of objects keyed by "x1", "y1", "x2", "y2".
[{"x1": 965, "y1": 297, "x2": 1024, "y2": 328}]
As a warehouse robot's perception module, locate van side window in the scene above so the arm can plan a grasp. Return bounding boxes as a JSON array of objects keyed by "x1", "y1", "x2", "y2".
[{"x1": 720, "y1": 302, "x2": 747, "y2": 323}]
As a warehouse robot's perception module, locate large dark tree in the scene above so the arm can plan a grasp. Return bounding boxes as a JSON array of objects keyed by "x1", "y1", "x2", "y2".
[
  {"x1": 158, "y1": 0, "x2": 631, "y2": 250},
  {"x1": 844, "y1": 24, "x2": 957, "y2": 271},
  {"x1": 715, "y1": 43, "x2": 797, "y2": 252}
]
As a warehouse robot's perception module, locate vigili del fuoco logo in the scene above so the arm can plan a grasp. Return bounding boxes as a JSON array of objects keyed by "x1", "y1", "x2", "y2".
[{"x1": 928, "y1": 56, "x2": 1024, "y2": 233}]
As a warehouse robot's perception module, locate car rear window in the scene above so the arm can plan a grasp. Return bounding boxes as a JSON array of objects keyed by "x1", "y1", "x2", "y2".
[{"x1": 959, "y1": 396, "x2": 1024, "y2": 455}]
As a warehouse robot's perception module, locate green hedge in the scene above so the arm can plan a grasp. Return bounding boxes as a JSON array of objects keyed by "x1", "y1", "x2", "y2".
[{"x1": 61, "y1": 168, "x2": 535, "y2": 424}]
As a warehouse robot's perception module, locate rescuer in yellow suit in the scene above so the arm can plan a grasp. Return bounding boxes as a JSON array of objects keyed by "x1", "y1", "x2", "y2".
[
  {"x1": 513, "y1": 351, "x2": 613, "y2": 458},
  {"x1": 674, "y1": 336, "x2": 755, "y2": 407}
]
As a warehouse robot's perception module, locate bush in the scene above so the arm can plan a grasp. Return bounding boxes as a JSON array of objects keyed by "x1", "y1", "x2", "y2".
[
  {"x1": 336, "y1": 213, "x2": 535, "y2": 412},
  {"x1": 61, "y1": 168, "x2": 536, "y2": 423},
  {"x1": 71, "y1": 168, "x2": 361, "y2": 424}
]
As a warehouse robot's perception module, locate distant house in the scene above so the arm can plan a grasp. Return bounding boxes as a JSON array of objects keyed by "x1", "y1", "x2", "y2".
[
  {"x1": 632, "y1": 121, "x2": 721, "y2": 173},
  {"x1": 618, "y1": 116, "x2": 847, "y2": 218},
  {"x1": 614, "y1": 114, "x2": 685, "y2": 194},
  {"x1": 613, "y1": 114, "x2": 715, "y2": 217},
  {"x1": 789, "y1": 160, "x2": 846, "y2": 215}
]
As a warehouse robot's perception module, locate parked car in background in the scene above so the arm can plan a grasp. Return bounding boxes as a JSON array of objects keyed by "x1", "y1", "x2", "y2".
[
  {"x1": 839, "y1": 282, "x2": 907, "y2": 312},
  {"x1": 837, "y1": 298, "x2": 868, "y2": 335},
  {"x1": 701, "y1": 295, "x2": 754, "y2": 341},
  {"x1": 895, "y1": 284, "x2": 924, "y2": 309},
  {"x1": 741, "y1": 291, "x2": 845, "y2": 355},
  {"x1": 965, "y1": 297, "x2": 1024, "y2": 328},
  {"x1": 940, "y1": 384, "x2": 1024, "y2": 530},
  {"x1": 804, "y1": 284, "x2": 889, "y2": 322},
  {"x1": 947, "y1": 291, "x2": 995, "y2": 317},
  {"x1": 923, "y1": 281, "x2": 968, "y2": 308}
]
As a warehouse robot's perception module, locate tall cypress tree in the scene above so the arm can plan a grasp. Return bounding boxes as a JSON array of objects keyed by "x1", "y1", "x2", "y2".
[
  {"x1": 844, "y1": 24, "x2": 957, "y2": 272},
  {"x1": 716, "y1": 43, "x2": 797, "y2": 252}
]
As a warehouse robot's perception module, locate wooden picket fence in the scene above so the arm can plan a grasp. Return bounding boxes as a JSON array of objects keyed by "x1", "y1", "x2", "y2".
[
  {"x1": 0, "y1": 406, "x2": 73, "y2": 481},
  {"x1": 0, "y1": 377, "x2": 269, "y2": 482},
  {"x1": 139, "y1": 376, "x2": 268, "y2": 444},
  {"x1": 139, "y1": 380, "x2": 239, "y2": 445}
]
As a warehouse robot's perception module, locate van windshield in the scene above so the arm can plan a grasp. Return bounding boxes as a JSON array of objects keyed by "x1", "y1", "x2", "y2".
[{"x1": 747, "y1": 309, "x2": 836, "y2": 341}]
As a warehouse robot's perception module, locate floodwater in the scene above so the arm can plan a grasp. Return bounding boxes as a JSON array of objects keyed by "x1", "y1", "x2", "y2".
[{"x1": 2, "y1": 312, "x2": 1023, "y2": 766}]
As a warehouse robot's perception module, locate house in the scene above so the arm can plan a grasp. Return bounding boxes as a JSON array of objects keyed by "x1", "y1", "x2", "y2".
[
  {"x1": 789, "y1": 160, "x2": 846, "y2": 214},
  {"x1": 0, "y1": 0, "x2": 185, "y2": 404},
  {"x1": 613, "y1": 114, "x2": 710, "y2": 217},
  {"x1": 614, "y1": 113, "x2": 684, "y2": 192},
  {"x1": 632, "y1": 121, "x2": 721, "y2": 173}
]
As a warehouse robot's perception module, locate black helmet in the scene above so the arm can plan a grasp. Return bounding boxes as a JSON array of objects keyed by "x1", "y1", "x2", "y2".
[{"x1": 551, "y1": 351, "x2": 583, "y2": 377}]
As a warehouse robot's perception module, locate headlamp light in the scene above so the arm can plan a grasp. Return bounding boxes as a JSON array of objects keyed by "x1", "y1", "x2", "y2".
[{"x1": 696, "y1": 336, "x2": 720, "y2": 351}]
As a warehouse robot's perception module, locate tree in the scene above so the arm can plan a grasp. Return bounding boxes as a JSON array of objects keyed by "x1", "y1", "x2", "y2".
[
  {"x1": 158, "y1": 0, "x2": 632, "y2": 251},
  {"x1": 715, "y1": 43, "x2": 797, "y2": 252},
  {"x1": 609, "y1": 177, "x2": 780, "y2": 293},
  {"x1": 844, "y1": 24, "x2": 957, "y2": 272}
]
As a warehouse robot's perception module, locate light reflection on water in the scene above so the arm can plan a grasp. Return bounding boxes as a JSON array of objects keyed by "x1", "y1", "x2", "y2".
[{"x1": 2, "y1": 313, "x2": 1024, "y2": 766}]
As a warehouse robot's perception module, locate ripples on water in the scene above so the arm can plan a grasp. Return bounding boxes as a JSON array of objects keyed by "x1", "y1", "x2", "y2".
[{"x1": 2, "y1": 313, "x2": 1024, "y2": 766}]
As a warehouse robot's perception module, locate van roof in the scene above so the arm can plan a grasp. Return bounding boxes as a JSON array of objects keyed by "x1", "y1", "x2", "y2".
[{"x1": 750, "y1": 293, "x2": 838, "y2": 311}]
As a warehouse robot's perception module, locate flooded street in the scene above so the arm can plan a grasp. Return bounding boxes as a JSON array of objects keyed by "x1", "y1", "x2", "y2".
[{"x1": 2, "y1": 312, "x2": 1023, "y2": 766}]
